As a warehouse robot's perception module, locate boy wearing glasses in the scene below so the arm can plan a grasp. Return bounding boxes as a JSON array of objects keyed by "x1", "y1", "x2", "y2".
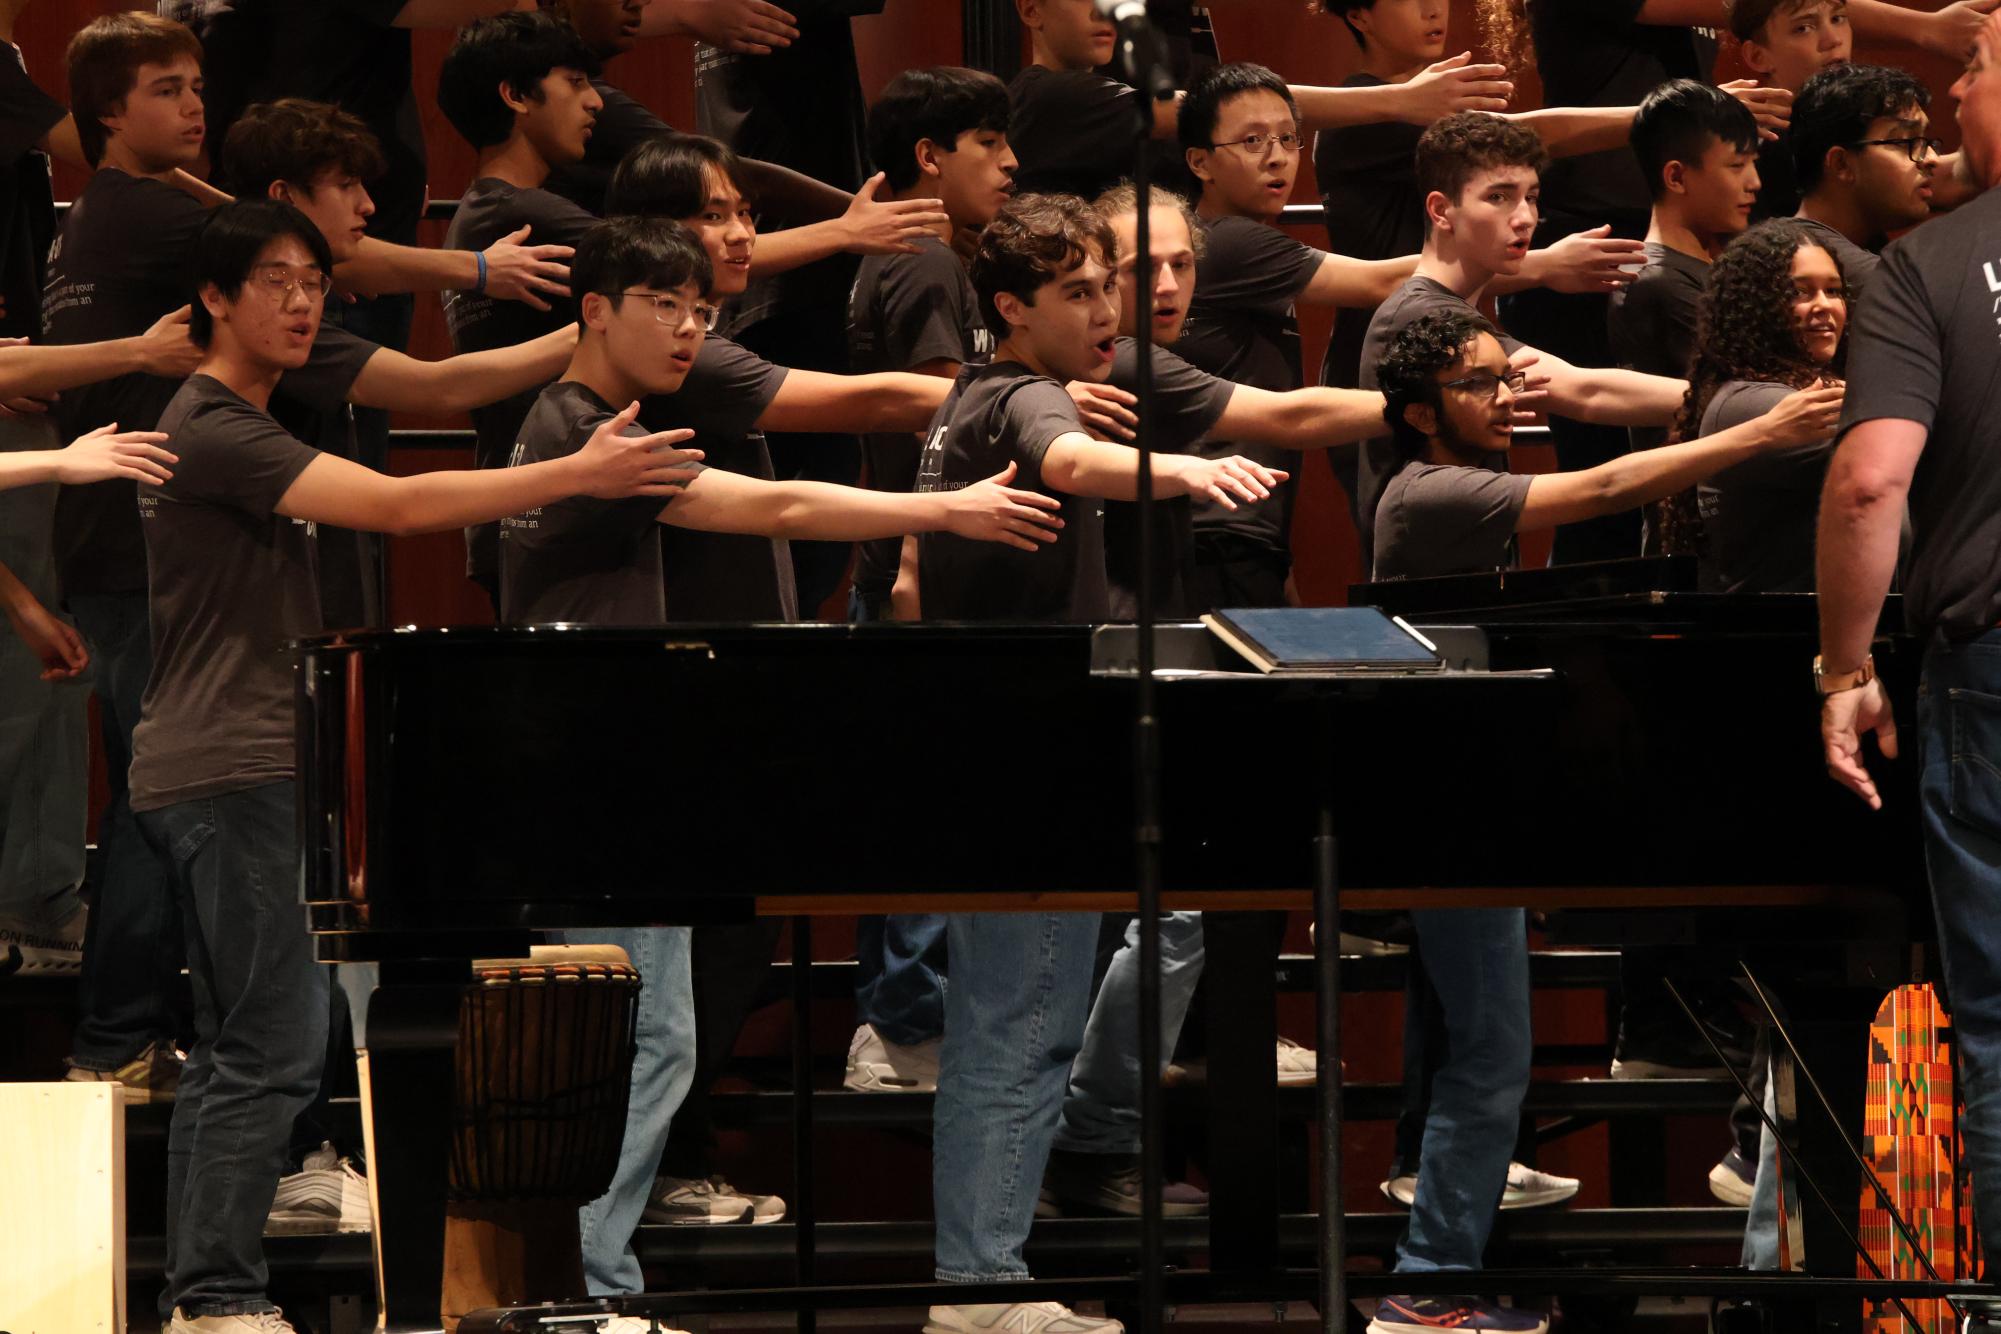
[
  {"x1": 1361, "y1": 311, "x2": 1833, "y2": 1334},
  {"x1": 499, "y1": 216, "x2": 1062, "y2": 1311},
  {"x1": 1793, "y1": 62, "x2": 1948, "y2": 308},
  {"x1": 135, "y1": 199, "x2": 702, "y2": 1334}
]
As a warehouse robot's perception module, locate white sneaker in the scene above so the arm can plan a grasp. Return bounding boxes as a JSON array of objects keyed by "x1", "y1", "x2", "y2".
[
  {"x1": 0, "y1": 906, "x2": 85, "y2": 975},
  {"x1": 598, "y1": 1318, "x2": 693, "y2": 1334},
  {"x1": 1276, "y1": 1036, "x2": 1318, "y2": 1086},
  {"x1": 169, "y1": 1307, "x2": 297, "y2": 1332},
  {"x1": 924, "y1": 1302, "x2": 1125, "y2": 1334},
  {"x1": 266, "y1": 1143, "x2": 370, "y2": 1235},
  {"x1": 1379, "y1": 1160, "x2": 1580, "y2": 1211},
  {"x1": 644, "y1": 1173, "x2": 785, "y2": 1224},
  {"x1": 844, "y1": 1022, "x2": 941, "y2": 1093}
]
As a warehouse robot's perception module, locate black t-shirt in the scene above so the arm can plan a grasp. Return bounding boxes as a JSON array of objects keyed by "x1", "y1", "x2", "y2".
[
  {"x1": 499, "y1": 380, "x2": 701, "y2": 627},
  {"x1": 695, "y1": 0, "x2": 878, "y2": 329},
  {"x1": 1752, "y1": 132, "x2": 1801, "y2": 224},
  {"x1": 1794, "y1": 215, "x2": 1881, "y2": 310},
  {"x1": 1606, "y1": 241, "x2": 1707, "y2": 452},
  {"x1": 1105, "y1": 337, "x2": 1234, "y2": 618},
  {"x1": 1532, "y1": 0, "x2": 1719, "y2": 235},
  {"x1": 915, "y1": 360, "x2": 1108, "y2": 622},
  {"x1": 644, "y1": 335, "x2": 796, "y2": 621},
  {"x1": 0, "y1": 44, "x2": 60, "y2": 342},
  {"x1": 1008, "y1": 65, "x2": 1169, "y2": 203},
  {"x1": 845, "y1": 235, "x2": 992, "y2": 610},
  {"x1": 1354, "y1": 276, "x2": 1525, "y2": 570},
  {"x1": 443, "y1": 177, "x2": 596, "y2": 585},
  {"x1": 1175, "y1": 214, "x2": 1322, "y2": 557},
  {"x1": 44, "y1": 168, "x2": 209, "y2": 595},
  {"x1": 1697, "y1": 379, "x2": 1825, "y2": 593},
  {"x1": 1835, "y1": 186, "x2": 2001, "y2": 641},
  {"x1": 1373, "y1": 459, "x2": 1532, "y2": 580},
  {"x1": 1314, "y1": 73, "x2": 1426, "y2": 390},
  {"x1": 547, "y1": 80, "x2": 675, "y2": 218},
  {"x1": 130, "y1": 374, "x2": 321, "y2": 811},
  {"x1": 168, "y1": 0, "x2": 425, "y2": 243}
]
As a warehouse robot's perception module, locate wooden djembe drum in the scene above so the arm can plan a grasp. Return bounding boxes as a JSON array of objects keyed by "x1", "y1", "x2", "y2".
[{"x1": 440, "y1": 946, "x2": 640, "y2": 1332}]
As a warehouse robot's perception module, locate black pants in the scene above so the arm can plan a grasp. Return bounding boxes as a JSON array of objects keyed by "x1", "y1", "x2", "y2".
[
  {"x1": 1189, "y1": 534, "x2": 1289, "y2": 612},
  {"x1": 660, "y1": 918, "x2": 785, "y2": 1179}
]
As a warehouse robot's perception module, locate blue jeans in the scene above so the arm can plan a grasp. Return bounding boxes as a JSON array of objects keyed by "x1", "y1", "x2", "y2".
[
  {"x1": 138, "y1": 781, "x2": 328, "y2": 1318},
  {"x1": 1054, "y1": 911, "x2": 1206, "y2": 1155},
  {"x1": 1394, "y1": 908, "x2": 1532, "y2": 1274},
  {"x1": 1916, "y1": 629, "x2": 2001, "y2": 1243},
  {"x1": 934, "y1": 912, "x2": 1098, "y2": 1282},
  {"x1": 69, "y1": 591, "x2": 184, "y2": 1070},
  {"x1": 1742, "y1": 1057, "x2": 1780, "y2": 1269},
  {"x1": 0, "y1": 415, "x2": 87, "y2": 926},
  {"x1": 855, "y1": 914, "x2": 948, "y2": 1046},
  {"x1": 566, "y1": 926, "x2": 696, "y2": 1296}
]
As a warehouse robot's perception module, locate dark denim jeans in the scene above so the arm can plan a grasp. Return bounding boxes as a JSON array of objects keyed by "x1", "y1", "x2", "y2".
[
  {"x1": 69, "y1": 591, "x2": 184, "y2": 1070},
  {"x1": 855, "y1": 913, "x2": 948, "y2": 1046},
  {"x1": 140, "y1": 781, "x2": 328, "y2": 1318},
  {"x1": 1917, "y1": 629, "x2": 2001, "y2": 1242},
  {"x1": 1394, "y1": 908, "x2": 1533, "y2": 1274}
]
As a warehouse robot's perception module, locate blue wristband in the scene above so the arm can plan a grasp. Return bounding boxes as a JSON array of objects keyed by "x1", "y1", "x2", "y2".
[{"x1": 474, "y1": 250, "x2": 488, "y2": 293}]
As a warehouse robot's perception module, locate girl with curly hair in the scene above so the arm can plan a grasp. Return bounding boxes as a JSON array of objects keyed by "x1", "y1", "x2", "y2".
[{"x1": 1675, "y1": 219, "x2": 1849, "y2": 591}]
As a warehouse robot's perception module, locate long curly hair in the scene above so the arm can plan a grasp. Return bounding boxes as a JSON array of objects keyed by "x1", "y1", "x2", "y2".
[{"x1": 1660, "y1": 219, "x2": 1847, "y2": 552}]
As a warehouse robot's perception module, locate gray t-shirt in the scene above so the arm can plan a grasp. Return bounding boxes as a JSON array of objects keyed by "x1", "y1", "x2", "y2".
[
  {"x1": 1355, "y1": 276, "x2": 1525, "y2": 571},
  {"x1": 1697, "y1": 379, "x2": 1827, "y2": 594},
  {"x1": 1105, "y1": 337, "x2": 1235, "y2": 618},
  {"x1": 1837, "y1": 186, "x2": 2001, "y2": 641},
  {"x1": 1607, "y1": 241, "x2": 1707, "y2": 453},
  {"x1": 915, "y1": 360, "x2": 1108, "y2": 622},
  {"x1": 500, "y1": 380, "x2": 704, "y2": 627},
  {"x1": 1175, "y1": 214, "x2": 1323, "y2": 561},
  {"x1": 444, "y1": 176, "x2": 598, "y2": 588},
  {"x1": 644, "y1": 335, "x2": 795, "y2": 621},
  {"x1": 846, "y1": 235, "x2": 991, "y2": 611},
  {"x1": 1793, "y1": 215, "x2": 1881, "y2": 311},
  {"x1": 1373, "y1": 458, "x2": 1532, "y2": 581},
  {"x1": 129, "y1": 375, "x2": 322, "y2": 812}
]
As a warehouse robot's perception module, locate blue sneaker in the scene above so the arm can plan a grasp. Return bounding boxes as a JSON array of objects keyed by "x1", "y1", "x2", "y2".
[{"x1": 1369, "y1": 1296, "x2": 1549, "y2": 1334}]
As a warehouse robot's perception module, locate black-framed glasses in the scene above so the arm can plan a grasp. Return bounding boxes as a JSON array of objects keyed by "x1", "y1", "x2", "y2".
[
  {"x1": 1208, "y1": 130, "x2": 1301, "y2": 158},
  {"x1": 251, "y1": 266, "x2": 332, "y2": 303},
  {"x1": 621, "y1": 290, "x2": 722, "y2": 332},
  {"x1": 1441, "y1": 369, "x2": 1527, "y2": 399},
  {"x1": 1848, "y1": 135, "x2": 1944, "y2": 163}
]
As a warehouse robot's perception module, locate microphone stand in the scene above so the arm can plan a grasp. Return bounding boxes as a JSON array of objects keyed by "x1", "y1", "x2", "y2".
[{"x1": 1108, "y1": 12, "x2": 1173, "y2": 1334}]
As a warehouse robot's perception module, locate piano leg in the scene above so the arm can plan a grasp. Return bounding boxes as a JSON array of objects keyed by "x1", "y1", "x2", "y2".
[
  {"x1": 1315, "y1": 803, "x2": 1344, "y2": 1333},
  {"x1": 1205, "y1": 911, "x2": 1281, "y2": 1284},
  {"x1": 358, "y1": 973, "x2": 465, "y2": 1334}
]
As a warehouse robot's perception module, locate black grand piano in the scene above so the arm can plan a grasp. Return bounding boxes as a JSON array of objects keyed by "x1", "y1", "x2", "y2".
[{"x1": 299, "y1": 560, "x2": 1924, "y2": 1332}]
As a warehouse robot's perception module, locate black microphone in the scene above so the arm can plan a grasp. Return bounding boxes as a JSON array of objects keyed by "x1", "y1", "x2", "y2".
[{"x1": 1093, "y1": 0, "x2": 1176, "y2": 99}]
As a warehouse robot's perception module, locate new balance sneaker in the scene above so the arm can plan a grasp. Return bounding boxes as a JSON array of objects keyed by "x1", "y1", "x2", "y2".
[
  {"x1": 65, "y1": 1039, "x2": 183, "y2": 1105},
  {"x1": 169, "y1": 1308, "x2": 297, "y2": 1332},
  {"x1": 645, "y1": 1174, "x2": 785, "y2": 1225},
  {"x1": 844, "y1": 1023, "x2": 941, "y2": 1093},
  {"x1": 1036, "y1": 1148, "x2": 1208, "y2": 1218},
  {"x1": 598, "y1": 1318, "x2": 693, "y2": 1334},
  {"x1": 266, "y1": 1143, "x2": 370, "y2": 1235},
  {"x1": 1163, "y1": 1038, "x2": 1322, "y2": 1088},
  {"x1": 924, "y1": 1302, "x2": 1124, "y2": 1334},
  {"x1": 1275, "y1": 1036, "x2": 1317, "y2": 1087},
  {"x1": 1369, "y1": 1296, "x2": 1548, "y2": 1334},
  {"x1": 0, "y1": 907, "x2": 85, "y2": 975},
  {"x1": 1380, "y1": 1161, "x2": 1580, "y2": 1211},
  {"x1": 1709, "y1": 1145, "x2": 1756, "y2": 1207}
]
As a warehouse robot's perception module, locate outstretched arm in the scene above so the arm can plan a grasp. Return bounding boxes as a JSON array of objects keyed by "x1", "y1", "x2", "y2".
[
  {"x1": 346, "y1": 326, "x2": 578, "y2": 415},
  {"x1": 1301, "y1": 251, "x2": 1420, "y2": 309},
  {"x1": 756, "y1": 369, "x2": 950, "y2": 434},
  {"x1": 662, "y1": 461, "x2": 1063, "y2": 550},
  {"x1": 1210, "y1": 383, "x2": 1388, "y2": 450}
]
